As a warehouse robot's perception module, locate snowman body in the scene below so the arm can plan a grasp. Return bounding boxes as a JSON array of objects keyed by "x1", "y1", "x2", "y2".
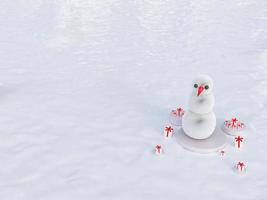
[
  {"x1": 188, "y1": 93, "x2": 214, "y2": 114},
  {"x1": 182, "y1": 75, "x2": 216, "y2": 140}
]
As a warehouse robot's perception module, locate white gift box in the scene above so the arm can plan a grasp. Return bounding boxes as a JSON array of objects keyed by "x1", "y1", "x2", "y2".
[
  {"x1": 236, "y1": 162, "x2": 246, "y2": 172},
  {"x1": 222, "y1": 118, "x2": 245, "y2": 136},
  {"x1": 155, "y1": 145, "x2": 163, "y2": 155},
  {"x1": 234, "y1": 136, "x2": 244, "y2": 150},
  {"x1": 220, "y1": 150, "x2": 225, "y2": 156},
  {"x1": 169, "y1": 107, "x2": 185, "y2": 126},
  {"x1": 164, "y1": 126, "x2": 174, "y2": 138}
]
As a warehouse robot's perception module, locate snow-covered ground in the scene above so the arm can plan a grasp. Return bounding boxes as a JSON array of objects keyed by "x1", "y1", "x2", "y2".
[{"x1": 0, "y1": 0, "x2": 267, "y2": 199}]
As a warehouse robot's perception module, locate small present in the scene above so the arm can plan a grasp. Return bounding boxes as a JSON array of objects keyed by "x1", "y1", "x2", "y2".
[
  {"x1": 234, "y1": 136, "x2": 244, "y2": 150},
  {"x1": 222, "y1": 118, "x2": 245, "y2": 135},
  {"x1": 164, "y1": 126, "x2": 174, "y2": 137},
  {"x1": 169, "y1": 107, "x2": 185, "y2": 126},
  {"x1": 155, "y1": 145, "x2": 163, "y2": 155},
  {"x1": 171, "y1": 107, "x2": 185, "y2": 117},
  {"x1": 236, "y1": 162, "x2": 246, "y2": 172},
  {"x1": 220, "y1": 150, "x2": 225, "y2": 156}
]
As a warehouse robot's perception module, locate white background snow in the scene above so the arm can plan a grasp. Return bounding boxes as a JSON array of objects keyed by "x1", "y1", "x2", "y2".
[{"x1": 0, "y1": 0, "x2": 267, "y2": 199}]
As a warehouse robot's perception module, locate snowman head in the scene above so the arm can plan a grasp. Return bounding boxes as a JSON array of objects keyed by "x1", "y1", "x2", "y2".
[{"x1": 192, "y1": 74, "x2": 213, "y2": 96}]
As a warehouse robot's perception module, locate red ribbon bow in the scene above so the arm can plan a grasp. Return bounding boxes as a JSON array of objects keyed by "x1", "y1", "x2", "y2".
[
  {"x1": 177, "y1": 108, "x2": 184, "y2": 116},
  {"x1": 237, "y1": 162, "x2": 245, "y2": 170},
  {"x1": 165, "y1": 126, "x2": 173, "y2": 137},
  {"x1": 231, "y1": 118, "x2": 238, "y2": 127},
  {"x1": 155, "y1": 145, "x2": 161, "y2": 153},
  {"x1": 235, "y1": 136, "x2": 243, "y2": 148}
]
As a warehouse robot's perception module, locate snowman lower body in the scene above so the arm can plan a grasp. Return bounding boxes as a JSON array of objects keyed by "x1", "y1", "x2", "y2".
[{"x1": 175, "y1": 111, "x2": 226, "y2": 153}]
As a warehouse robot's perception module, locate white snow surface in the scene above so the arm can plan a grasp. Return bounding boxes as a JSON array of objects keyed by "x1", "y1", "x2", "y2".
[{"x1": 0, "y1": 0, "x2": 267, "y2": 199}]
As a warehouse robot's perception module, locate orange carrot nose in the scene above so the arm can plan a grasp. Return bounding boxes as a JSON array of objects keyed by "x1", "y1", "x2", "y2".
[{"x1": 197, "y1": 86, "x2": 204, "y2": 96}]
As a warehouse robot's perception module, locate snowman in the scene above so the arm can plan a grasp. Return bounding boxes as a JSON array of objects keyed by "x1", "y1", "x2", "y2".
[{"x1": 182, "y1": 74, "x2": 216, "y2": 140}]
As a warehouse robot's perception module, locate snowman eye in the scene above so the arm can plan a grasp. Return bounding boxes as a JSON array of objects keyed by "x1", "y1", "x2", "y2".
[
  {"x1": 205, "y1": 85, "x2": 209, "y2": 90},
  {"x1": 194, "y1": 84, "x2": 198, "y2": 88}
]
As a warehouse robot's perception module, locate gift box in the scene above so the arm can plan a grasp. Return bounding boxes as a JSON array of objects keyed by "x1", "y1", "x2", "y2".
[
  {"x1": 236, "y1": 161, "x2": 246, "y2": 172},
  {"x1": 169, "y1": 107, "x2": 185, "y2": 126},
  {"x1": 222, "y1": 118, "x2": 245, "y2": 135},
  {"x1": 234, "y1": 135, "x2": 244, "y2": 150},
  {"x1": 155, "y1": 145, "x2": 163, "y2": 155},
  {"x1": 164, "y1": 126, "x2": 174, "y2": 138}
]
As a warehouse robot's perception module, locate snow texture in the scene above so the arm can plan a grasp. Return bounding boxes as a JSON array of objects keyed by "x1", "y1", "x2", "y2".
[{"x1": 0, "y1": 0, "x2": 267, "y2": 199}]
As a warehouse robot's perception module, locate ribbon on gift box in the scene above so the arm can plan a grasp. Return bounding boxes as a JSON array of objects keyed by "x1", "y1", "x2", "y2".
[
  {"x1": 155, "y1": 145, "x2": 162, "y2": 153},
  {"x1": 224, "y1": 119, "x2": 234, "y2": 128},
  {"x1": 238, "y1": 122, "x2": 245, "y2": 129},
  {"x1": 237, "y1": 162, "x2": 245, "y2": 171},
  {"x1": 231, "y1": 118, "x2": 238, "y2": 128},
  {"x1": 235, "y1": 136, "x2": 243, "y2": 148},
  {"x1": 171, "y1": 107, "x2": 184, "y2": 117},
  {"x1": 177, "y1": 108, "x2": 184, "y2": 117},
  {"x1": 165, "y1": 126, "x2": 173, "y2": 137},
  {"x1": 171, "y1": 110, "x2": 177, "y2": 116}
]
